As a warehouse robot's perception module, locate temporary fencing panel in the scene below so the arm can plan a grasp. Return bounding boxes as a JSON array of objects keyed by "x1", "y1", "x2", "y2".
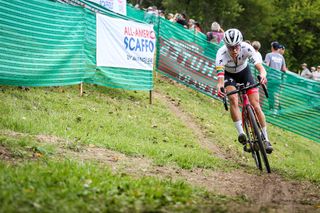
[{"x1": 0, "y1": 0, "x2": 153, "y2": 90}]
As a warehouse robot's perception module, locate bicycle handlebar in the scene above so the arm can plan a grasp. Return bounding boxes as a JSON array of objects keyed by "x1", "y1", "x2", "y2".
[{"x1": 222, "y1": 76, "x2": 269, "y2": 111}]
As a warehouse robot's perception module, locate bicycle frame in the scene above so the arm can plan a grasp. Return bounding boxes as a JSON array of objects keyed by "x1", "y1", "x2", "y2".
[{"x1": 222, "y1": 76, "x2": 271, "y2": 173}]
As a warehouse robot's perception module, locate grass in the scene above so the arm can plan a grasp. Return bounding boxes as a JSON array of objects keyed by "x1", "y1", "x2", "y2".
[
  {"x1": 0, "y1": 85, "x2": 224, "y2": 169},
  {"x1": 0, "y1": 135, "x2": 240, "y2": 213},
  {"x1": 0, "y1": 76, "x2": 319, "y2": 212},
  {"x1": 0, "y1": 161, "x2": 234, "y2": 213}
]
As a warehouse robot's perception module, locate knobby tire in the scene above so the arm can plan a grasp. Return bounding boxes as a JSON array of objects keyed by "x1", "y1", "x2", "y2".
[
  {"x1": 247, "y1": 106, "x2": 271, "y2": 173},
  {"x1": 243, "y1": 113, "x2": 262, "y2": 170}
]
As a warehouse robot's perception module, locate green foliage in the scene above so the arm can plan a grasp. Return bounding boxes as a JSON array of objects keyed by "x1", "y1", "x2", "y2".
[
  {"x1": 237, "y1": 0, "x2": 276, "y2": 41},
  {"x1": 270, "y1": 0, "x2": 320, "y2": 71},
  {"x1": 162, "y1": 0, "x2": 243, "y2": 32}
]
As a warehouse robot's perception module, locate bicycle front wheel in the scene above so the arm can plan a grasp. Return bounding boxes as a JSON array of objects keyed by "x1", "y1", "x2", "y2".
[
  {"x1": 247, "y1": 105, "x2": 271, "y2": 173},
  {"x1": 243, "y1": 113, "x2": 262, "y2": 170}
]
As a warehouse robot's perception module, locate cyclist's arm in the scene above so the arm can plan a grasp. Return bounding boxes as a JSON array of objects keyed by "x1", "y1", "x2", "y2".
[
  {"x1": 255, "y1": 63, "x2": 267, "y2": 84},
  {"x1": 215, "y1": 48, "x2": 226, "y2": 96},
  {"x1": 216, "y1": 65, "x2": 225, "y2": 96}
]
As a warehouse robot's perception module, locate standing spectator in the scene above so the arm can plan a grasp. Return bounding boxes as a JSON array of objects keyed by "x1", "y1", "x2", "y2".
[
  {"x1": 188, "y1": 19, "x2": 202, "y2": 33},
  {"x1": 265, "y1": 41, "x2": 287, "y2": 72},
  {"x1": 206, "y1": 22, "x2": 224, "y2": 44},
  {"x1": 194, "y1": 22, "x2": 202, "y2": 33},
  {"x1": 167, "y1": 13, "x2": 174, "y2": 21},
  {"x1": 158, "y1": 10, "x2": 165, "y2": 19},
  {"x1": 188, "y1": 19, "x2": 196, "y2": 29},
  {"x1": 176, "y1": 13, "x2": 188, "y2": 28},
  {"x1": 300, "y1": 63, "x2": 313, "y2": 79},
  {"x1": 244, "y1": 40, "x2": 251, "y2": 45},
  {"x1": 313, "y1": 66, "x2": 320, "y2": 81},
  {"x1": 264, "y1": 41, "x2": 287, "y2": 114},
  {"x1": 144, "y1": 6, "x2": 157, "y2": 24},
  {"x1": 171, "y1": 13, "x2": 180, "y2": 23},
  {"x1": 278, "y1": 44, "x2": 285, "y2": 55},
  {"x1": 251, "y1": 41, "x2": 263, "y2": 62}
]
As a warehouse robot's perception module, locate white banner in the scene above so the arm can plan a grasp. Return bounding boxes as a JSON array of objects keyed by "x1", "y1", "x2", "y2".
[
  {"x1": 88, "y1": 0, "x2": 126, "y2": 16},
  {"x1": 96, "y1": 14, "x2": 156, "y2": 70}
]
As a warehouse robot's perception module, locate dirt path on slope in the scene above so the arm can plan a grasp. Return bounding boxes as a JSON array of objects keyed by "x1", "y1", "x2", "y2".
[
  {"x1": 153, "y1": 91, "x2": 228, "y2": 159},
  {"x1": 68, "y1": 146, "x2": 320, "y2": 213}
]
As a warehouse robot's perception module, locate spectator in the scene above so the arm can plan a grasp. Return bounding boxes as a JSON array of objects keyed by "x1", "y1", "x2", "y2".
[
  {"x1": 144, "y1": 6, "x2": 157, "y2": 24},
  {"x1": 264, "y1": 41, "x2": 287, "y2": 114},
  {"x1": 134, "y1": 4, "x2": 140, "y2": 9},
  {"x1": 251, "y1": 41, "x2": 262, "y2": 62},
  {"x1": 167, "y1": 13, "x2": 174, "y2": 21},
  {"x1": 313, "y1": 66, "x2": 320, "y2": 81},
  {"x1": 188, "y1": 19, "x2": 196, "y2": 29},
  {"x1": 244, "y1": 40, "x2": 251, "y2": 45},
  {"x1": 194, "y1": 22, "x2": 202, "y2": 33},
  {"x1": 171, "y1": 13, "x2": 180, "y2": 23},
  {"x1": 265, "y1": 41, "x2": 287, "y2": 72},
  {"x1": 278, "y1": 44, "x2": 285, "y2": 55},
  {"x1": 300, "y1": 63, "x2": 313, "y2": 79},
  {"x1": 158, "y1": 10, "x2": 165, "y2": 19},
  {"x1": 188, "y1": 19, "x2": 202, "y2": 33},
  {"x1": 206, "y1": 22, "x2": 224, "y2": 44},
  {"x1": 176, "y1": 13, "x2": 188, "y2": 28}
]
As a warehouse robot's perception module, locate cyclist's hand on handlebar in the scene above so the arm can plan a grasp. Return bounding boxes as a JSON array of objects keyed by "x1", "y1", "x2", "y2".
[
  {"x1": 217, "y1": 85, "x2": 225, "y2": 97},
  {"x1": 259, "y1": 72, "x2": 267, "y2": 85}
]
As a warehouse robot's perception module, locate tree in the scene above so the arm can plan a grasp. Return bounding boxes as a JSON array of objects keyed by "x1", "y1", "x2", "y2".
[
  {"x1": 270, "y1": 0, "x2": 320, "y2": 72},
  {"x1": 162, "y1": 0, "x2": 243, "y2": 32}
]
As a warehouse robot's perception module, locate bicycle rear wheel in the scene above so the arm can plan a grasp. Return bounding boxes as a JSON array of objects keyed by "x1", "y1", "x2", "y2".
[
  {"x1": 243, "y1": 110, "x2": 262, "y2": 170},
  {"x1": 247, "y1": 105, "x2": 271, "y2": 173}
]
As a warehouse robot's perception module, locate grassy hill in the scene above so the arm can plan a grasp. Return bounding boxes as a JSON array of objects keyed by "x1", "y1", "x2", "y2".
[{"x1": 0, "y1": 76, "x2": 319, "y2": 212}]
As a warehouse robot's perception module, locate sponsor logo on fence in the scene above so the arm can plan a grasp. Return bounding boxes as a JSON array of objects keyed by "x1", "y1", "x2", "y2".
[
  {"x1": 158, "y1": 38, "x2": 219, "y2": 97},
  {"x1": 96, "y1": 14, "x2": 156, "y2": 70}
]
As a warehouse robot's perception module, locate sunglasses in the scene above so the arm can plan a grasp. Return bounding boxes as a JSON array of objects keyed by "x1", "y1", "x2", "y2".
[{"x1": 227, "y1": 44, "x2": 240, "y2": 51}]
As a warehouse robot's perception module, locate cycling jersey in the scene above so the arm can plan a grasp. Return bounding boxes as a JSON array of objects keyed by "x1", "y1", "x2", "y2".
[{"x1": 215, "y1": 42, "x2": 262, "y2": 77}]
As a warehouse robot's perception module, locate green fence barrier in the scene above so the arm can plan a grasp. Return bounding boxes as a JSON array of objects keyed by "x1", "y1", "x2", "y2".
[{"x1": 0, "y1": 0, "x2": 152, "y2": 90}]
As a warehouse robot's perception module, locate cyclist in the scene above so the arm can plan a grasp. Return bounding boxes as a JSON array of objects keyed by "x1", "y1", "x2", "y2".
[{"x1": 215, "y1": 28, "x2": 273, "y2": 154}]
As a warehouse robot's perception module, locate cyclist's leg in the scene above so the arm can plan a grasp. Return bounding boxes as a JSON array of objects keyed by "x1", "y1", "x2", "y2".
[
  {"x1": 248, "y1": 92, "x2": 273, "y2": 153},
  {"x1": 224, "y1": 72, "x2": 246, "y2": 144}
]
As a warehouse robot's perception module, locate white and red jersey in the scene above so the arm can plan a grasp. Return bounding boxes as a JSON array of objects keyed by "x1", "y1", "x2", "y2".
[{"x1": 215, "y1": 42, "x2": 262, "y2": 77}]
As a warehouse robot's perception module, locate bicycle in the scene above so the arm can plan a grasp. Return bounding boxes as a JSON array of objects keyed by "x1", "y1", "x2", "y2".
[{"x1": 222, "y1": 76, "x2": 271, "y2": 173}]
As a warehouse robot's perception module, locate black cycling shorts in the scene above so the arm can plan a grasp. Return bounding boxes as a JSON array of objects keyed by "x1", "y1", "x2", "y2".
[{"x1": 224, "y1": 64, "x2": 255, "y2": 88}]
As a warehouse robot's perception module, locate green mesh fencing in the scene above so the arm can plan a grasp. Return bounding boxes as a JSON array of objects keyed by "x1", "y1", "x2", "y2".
[{"x1": 0, "y1": 0, "x2": 152, "y2": 90}]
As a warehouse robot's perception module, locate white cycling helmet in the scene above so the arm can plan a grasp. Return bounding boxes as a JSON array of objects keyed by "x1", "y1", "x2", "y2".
[{"x1": 223, "y1": 28, "x2": 243, "y2": 46}]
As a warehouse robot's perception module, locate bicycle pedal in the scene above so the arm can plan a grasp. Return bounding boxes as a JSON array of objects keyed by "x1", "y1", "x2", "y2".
[
  {"x1": 254, "y1": 143, "x2": 260, "y2": 152},
  {"x1": 243, "y1": 144, "x2": 252, "y2": 153}
]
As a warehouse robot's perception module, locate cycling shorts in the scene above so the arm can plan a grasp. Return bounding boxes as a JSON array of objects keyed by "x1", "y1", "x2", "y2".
[{"x1": 224, "y1": 64, "x2": 258, "y2": 95}]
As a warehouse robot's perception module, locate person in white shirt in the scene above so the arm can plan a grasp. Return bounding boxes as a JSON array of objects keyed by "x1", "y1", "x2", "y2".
[
  {"x1": 300, "y1": 63, "x2": 313, "y2": 79},
  {"x1": 216, "y1": 29, "x2": 273, "y2": 154},
  {"x1": 313, "y1": 66, "x2": 320, "y2": 81},
  {"x1": 251, "y1": 41, "x2": 263, "y2": 62}
]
